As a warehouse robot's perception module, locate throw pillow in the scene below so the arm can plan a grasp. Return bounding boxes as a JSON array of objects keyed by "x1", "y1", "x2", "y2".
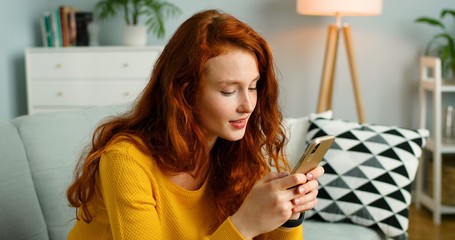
[{"x1": 304, "y1": 117, "x2": 428, "y2": 240}]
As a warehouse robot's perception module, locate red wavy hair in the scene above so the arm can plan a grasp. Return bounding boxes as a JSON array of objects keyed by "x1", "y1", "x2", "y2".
[{"x1": 67, "y1": 9, "x2": 288, "y2": 225}]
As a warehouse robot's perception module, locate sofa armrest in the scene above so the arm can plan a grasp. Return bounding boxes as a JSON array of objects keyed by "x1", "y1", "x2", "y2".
[{"x1": 0, "y1": 122, "x2": 49, "y2": 239}]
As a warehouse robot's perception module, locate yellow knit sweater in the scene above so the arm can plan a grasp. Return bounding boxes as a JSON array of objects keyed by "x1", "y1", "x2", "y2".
[{"x1": 67, "y1": 138, "x2": 303, "y2": 240}]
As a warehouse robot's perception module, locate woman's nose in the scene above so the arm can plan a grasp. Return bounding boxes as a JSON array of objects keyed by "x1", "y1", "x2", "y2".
[{"x1": 237, "y1": 92, "x2": 255, "y2": 113}]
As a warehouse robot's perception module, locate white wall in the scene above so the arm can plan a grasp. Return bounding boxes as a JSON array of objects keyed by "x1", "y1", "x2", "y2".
[{"x1": 1, "y1": 0, "x2": 453, "y2": 129}]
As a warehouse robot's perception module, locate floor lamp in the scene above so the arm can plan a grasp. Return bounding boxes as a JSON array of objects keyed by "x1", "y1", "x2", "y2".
[{"x1": 297, "y1": 0, "x2": 383, "y2": 123}]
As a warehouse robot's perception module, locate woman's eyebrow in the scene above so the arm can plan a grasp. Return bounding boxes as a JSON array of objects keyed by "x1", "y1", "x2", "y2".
[{"x1": 215, "y1": 75, "x2": 260, "y2": 85}]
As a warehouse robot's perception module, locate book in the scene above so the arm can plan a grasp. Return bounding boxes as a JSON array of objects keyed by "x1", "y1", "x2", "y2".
[
  {"x1": 42, "y1": 12, "x2": 53, "y2": 47},
  {"x1": 40, "y1": 16, "x2": 48, "y2": 47},
  {"x1": 67, "y1": 7, "x2": 77, "y2": 46},
  {"x1": 75, "y1": 12, "x2": 93, "y2": 46},
  {"x1": 59, "y1": 6, "x2": 69, "y2": 47},
  {"x1": 50, "y1": 8, "x2": 62, "y2": 47},
  {"x1": 39, "y1": 7, "x2": 92, "y2": 48},
  {"x1": 58, "y1": 6, "x2": 78, "y2": 47}
]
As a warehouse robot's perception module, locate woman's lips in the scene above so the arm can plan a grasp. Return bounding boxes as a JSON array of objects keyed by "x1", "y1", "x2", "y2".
[{"x1": 229, "y1": 118, "x2": 247, "y2": 129}]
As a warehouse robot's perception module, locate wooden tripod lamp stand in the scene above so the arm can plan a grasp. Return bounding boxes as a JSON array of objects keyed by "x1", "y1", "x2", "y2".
[{"x1": 297, "y1": 0, "x2": 383, "y2": 123}]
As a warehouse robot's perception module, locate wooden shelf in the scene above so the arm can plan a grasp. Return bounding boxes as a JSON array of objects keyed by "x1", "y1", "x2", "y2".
[
  {"x1": 424, "y1": 138, "x2": 455, "y2": 153},
  {"x1": 416, "y1": 56, "x2": 455, "y2": 225},
  {"x1": 418, "y1": 192, "x2": 455, "y2": 215},
  {"x1": 420, "y1": 80, "x2": 455, "y2": 92}
]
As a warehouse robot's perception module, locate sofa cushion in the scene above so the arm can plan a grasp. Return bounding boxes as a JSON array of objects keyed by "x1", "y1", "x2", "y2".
[
  {"x1": 304, "y1": 117, "x2": 428, "y2": 240},
  {"x1": 303, "y1": 220, "x2": 385, "y2": 240},
  {"x1": 11, "y1": 105, "x2": 128, "y2": 240},
  {"x1": 0, "y1": 122, "x2": 49, "y2": 239}
]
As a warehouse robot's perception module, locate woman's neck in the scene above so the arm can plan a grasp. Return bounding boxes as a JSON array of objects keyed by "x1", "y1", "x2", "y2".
[
  {"x1": 167, "y1": 140, "x2": 214, "y2": 191},
  {"x1": 167, "y1": 168, "x2": 209, "y2": 191}
]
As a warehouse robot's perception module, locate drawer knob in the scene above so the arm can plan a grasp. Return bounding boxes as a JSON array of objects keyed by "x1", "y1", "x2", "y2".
[
  {"x1": 122, "y1": 63, "x2": 129, "y2": 68},
  {"x1": 123, "y1": 92, "x2": 130, "y2": 97},
  {"x1": 56, "y1": 91, "x2": 63, "y2": 97},
  {"x1": 55, "y1": 63, "x2": 62, "y2": 69}
]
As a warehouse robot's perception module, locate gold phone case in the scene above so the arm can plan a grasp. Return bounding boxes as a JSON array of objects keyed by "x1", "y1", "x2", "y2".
[{"x1": 291, "y1": 135, "x2": 335, "y2": 174}]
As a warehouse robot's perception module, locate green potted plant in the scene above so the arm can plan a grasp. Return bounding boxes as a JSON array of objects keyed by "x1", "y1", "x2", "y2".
[
  {"x1": 415, "y1": 9, "x2": 455, "y2": 79},
  {"x1": 95, "y1": 0, "x2": 181, "y2": 46}
]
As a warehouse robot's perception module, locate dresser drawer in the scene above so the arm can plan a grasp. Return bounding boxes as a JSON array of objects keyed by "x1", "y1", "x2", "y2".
[
  {"x1": 29, "y1": 80, "x2": 147, "y2": 106},
  {"x1": 25, "y1": 47, "x2": 162, "y2": 114},
  {"x1": 27, "y1": 50, "x2": 159, "y2": 79}
]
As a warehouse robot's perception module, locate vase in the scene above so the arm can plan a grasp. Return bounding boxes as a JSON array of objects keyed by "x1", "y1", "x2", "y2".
[
  {"x1": 87, "y1": 22, "x2": 100, "y2": 46},
  {"x1": 123, "y1": 25, "x2": 147, "y2": 46}
]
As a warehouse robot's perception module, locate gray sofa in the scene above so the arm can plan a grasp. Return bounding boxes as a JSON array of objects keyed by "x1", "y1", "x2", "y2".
[{"x1": 0, "y1": 105, "x2": 385, "y2": 239}]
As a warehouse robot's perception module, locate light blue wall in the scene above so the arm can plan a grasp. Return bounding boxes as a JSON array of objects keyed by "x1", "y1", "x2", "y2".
[
  {"x1": 0, "y1": 0, "x2": 96, "y2": 120},
  {"x1": 0, "y1": 0, "x2": 46, "y2": 120},
  {"x1": 1, "y1": 0, "x2": 453, "y2": 128}
]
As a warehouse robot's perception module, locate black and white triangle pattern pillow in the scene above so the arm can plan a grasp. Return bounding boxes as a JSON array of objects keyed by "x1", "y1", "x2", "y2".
[{"x1": 305, "y1": 117, "x2": 428, "y2": 240}]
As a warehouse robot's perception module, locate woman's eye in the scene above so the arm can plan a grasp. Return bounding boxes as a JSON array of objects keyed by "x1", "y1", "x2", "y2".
[
  {"x1": 221, "y1": 91, "x2": 235, "y2": 96},
  {"x1": 248, "y1": 87, "x2": 257, "y2": 91}
]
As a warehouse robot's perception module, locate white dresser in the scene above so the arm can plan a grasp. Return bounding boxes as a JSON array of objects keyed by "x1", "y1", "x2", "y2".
[{"x1": 25, "y1": 46, "x2": 163, "y2": 114}]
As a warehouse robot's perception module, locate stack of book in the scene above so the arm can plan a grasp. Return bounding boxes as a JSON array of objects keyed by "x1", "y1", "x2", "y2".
[{"x1": 40, "y1": 6, "x2": 93, "y2": 47}]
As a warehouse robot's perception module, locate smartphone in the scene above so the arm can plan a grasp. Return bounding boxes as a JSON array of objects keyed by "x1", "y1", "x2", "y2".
[{"x1": 291, "y1": 135, "x2": 335, "y2": 174}]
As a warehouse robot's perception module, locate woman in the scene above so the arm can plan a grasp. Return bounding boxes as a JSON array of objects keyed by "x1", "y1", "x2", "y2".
[{"x1": 67, "y1": 9, "x2": 323, "y2": 239}]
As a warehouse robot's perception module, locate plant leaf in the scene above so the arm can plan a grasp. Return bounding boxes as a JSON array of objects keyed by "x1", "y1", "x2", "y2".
[
  {"x1": 145, "y1": 4, "x2": 165, "y2": 38},
  {"x1": 415, "y1": 17, "x2": 446, "y2": 31},
  {"x1": 441, "y1": 9, "x2": 455, "y2": 19},
  {"x1": 95, "y1": 0, "x2": 181, "y2": 38},
  {"x1": 95, "y1": 0, "x2": 127, "y2": 20},
  {"x1": 142, "y1": 0, "x2": 181, "y2": 38},
  {"x1": 425, "y1": 33, "x2": 455, "y2": 59}
]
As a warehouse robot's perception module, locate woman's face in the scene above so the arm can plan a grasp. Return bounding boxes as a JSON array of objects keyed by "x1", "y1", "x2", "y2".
[{"x1": 195, "y1": 48, "x2": 260, "y2": 148}]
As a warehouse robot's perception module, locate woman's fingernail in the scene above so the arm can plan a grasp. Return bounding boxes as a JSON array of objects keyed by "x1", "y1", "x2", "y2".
[
  {"x1": 294, "y1": 198, "x2": 301, "y2": 204},
  {"x1": 299, "y1": 186, "x2": 305, "y2": 194},
  {"x1": 307, "y1": 173, "x2": 314, "y2": 180}
]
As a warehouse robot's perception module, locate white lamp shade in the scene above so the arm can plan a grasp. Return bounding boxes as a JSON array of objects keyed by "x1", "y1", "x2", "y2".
[{"x1": 297, "y1": 0, "x2": 383, "y2": 16}]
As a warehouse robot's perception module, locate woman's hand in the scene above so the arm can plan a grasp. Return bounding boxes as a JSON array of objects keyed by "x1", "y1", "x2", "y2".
[
  {"x1": 230, "y1": 171, "x2": 308, "y2": 239},
  {"x1": 289, "y1": 165, "x2": 324, "y2": 213}
]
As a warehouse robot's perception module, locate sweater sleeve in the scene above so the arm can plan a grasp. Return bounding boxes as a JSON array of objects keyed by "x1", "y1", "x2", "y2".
[
  {"x1": 99, "y1": 149, "x2": 163, "y2": 240},
  {"x1": 207, "y1": 218, "x2": 303, "y2": 240},
  {"x1": 256, "y1": 225, "x2": 303, "y2": 240},
  {"x1": 206, "y1": 217, "x2": 247, "y2": 240}
]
